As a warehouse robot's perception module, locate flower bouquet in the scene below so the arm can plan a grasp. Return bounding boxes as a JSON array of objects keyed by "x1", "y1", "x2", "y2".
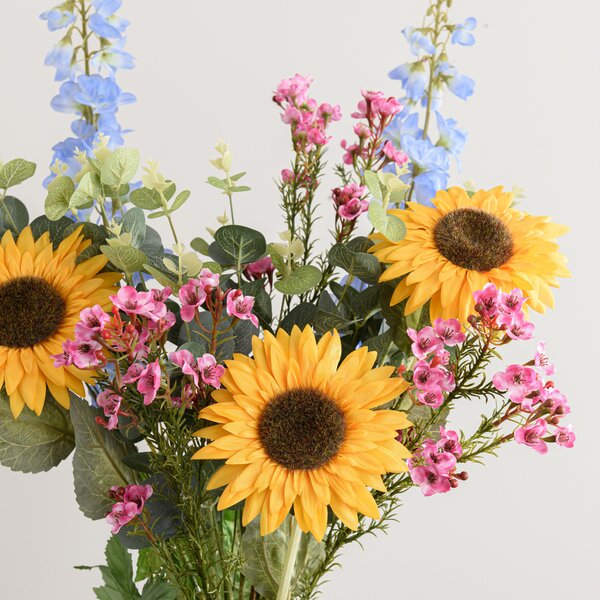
[{"x1": 0, "y1": 1, "x2": 573, "y2": 599}]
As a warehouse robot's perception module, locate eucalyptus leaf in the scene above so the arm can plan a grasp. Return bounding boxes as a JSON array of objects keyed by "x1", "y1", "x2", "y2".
[
  {"x1": 207, "y1": 176, "x2": 226, "y2": 190},
  {"x1": 70, "y1": 395, "x2": 137, "y2": 520},
  {"x1": 45, "y1": 175, "x2": 74, "y2": 221},
  {"x1": 368, "y1": 201, "x2": 406, "y2": 242},
  {"x1": 328, "y1": 243, "x2": 381, "y2": 284},
  {"x1": 279, "y1": 303, "x2": 318, "y2": 333},
  {"x1": 0, "y1": 391, "x2": 74, "y2": 473},
  {"x1": 190, "y1": 237, "x2": 210, "y2": 256},
  {"x1": 30, "y1": 215, "x2": 75, "y2": 248},
  {"x1": 170, "y1": 190, "x2": 190, "y2": 211},
  {"x1": 100, "y1": 148, "x2": 140, "y2": 188},
  {"x1": 214, "y1": 225, "x2": 266, "y2": 264},
  {"x1": 241, "y1": 515, "x2": 326, "y2": 600},
  {"x1": 122, "y1": 208, "x2": 147, "y2": 248},
  {"x1": 274, "y1": 265, "x2": 321, "y2": 295},
  {"x1": 363, "y1": 169, "x2": 383, "y2": 201},
  {"x1": 69, "y1": 172, "x2": 101, "y2": 210},
  {"x1": 0, "y1": 158, "x2": 36, "y2": 189},
  {"x1": 101, "y1": 245, "x2": 148, "y2": 275},
  {"x1": 129, "y1": 187, "x2": 162, "y2": 210},
  {"x1": 143, "y1": 264, "x2": 180, "y2": 292},
  {"x1": 0, "y1": 196, "x2": 29, "y2": 234}
]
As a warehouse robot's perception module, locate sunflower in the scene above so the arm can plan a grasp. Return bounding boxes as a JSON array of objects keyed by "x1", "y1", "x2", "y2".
[
  {"x1": 370, "y1": 186, "x2": 570, "y2": 324},
  {"x1": 193, "y1": 325, "x2": 411, "y2": 541},
  {"x1": 0, "y1": 226, "x2": 120, "y2": 418}
]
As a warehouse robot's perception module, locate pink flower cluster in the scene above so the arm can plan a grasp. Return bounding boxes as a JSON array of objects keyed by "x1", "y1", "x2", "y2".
[
  {"x1": 408, "y1": 427, "x2": 467, "y2": 496},
  {"x1": 408, "y1": 319, "x2": 464, "y2": 408},
  {"x1": 332, "y1": 183, "x2": 368, "y2": 221},
  {"x1": 106, "y1": 484, "x2": 153, "y2": 534},
  {"x1": 53, "y1": 286, "x2": 176, "y2": 372},
  {"x1": 274, "y1": 74, "x2": 341, "y2": 152},
  {"x1": 244, "y1": 256, "x2": 275, "y2": 287},
  {"x1": 226, "y1": 289, "x2": 259, "y2": 328},
  {"x1": 169, "y1": 349, "x2": 225, "y2": 389},
  {"x1": 472, "y1": 283, "x2": 534, "y2": 341},
  {"x1": 493, "y1": 341, "x2": 575, "y2": 454},
  {"x1": 341, "y1": 90, "x2": 407, "y2": 168},
  {"x1": 179, "y1": 268, "x2": 220, "y2": 322}
]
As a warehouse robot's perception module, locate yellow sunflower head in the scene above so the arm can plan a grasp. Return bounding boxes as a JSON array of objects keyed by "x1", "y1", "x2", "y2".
[
  {"x1": 193, "y1": 325, "x2": 411, "y2": 541},
  {"x1": 370, "y1": 186, "x2": 570, "y2": 324},
  {"x1": 0, "y1": 226, "x2": 121, "y2": 418}
]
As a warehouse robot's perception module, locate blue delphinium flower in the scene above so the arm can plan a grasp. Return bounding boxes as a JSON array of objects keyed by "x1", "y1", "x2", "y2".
[
  {"x1": 42, "y1": 0, "x2": 136, "y2": 185},
  {"x1": 385, "y1": 11, "x2": 477, "y2": 204},
  {"x1": 451, "y1": 17, "x2": 477, "y2": 46}
]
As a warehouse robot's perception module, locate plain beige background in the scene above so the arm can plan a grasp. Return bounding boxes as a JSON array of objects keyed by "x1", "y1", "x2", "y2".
[{"x1": 0, "y1": 1, "x2": 598, "y2": 598}]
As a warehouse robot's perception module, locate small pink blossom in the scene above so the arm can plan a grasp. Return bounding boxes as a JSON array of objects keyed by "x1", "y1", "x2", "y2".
[
  {"x1": 413, "y1": 360, "x2": 444, "y2": 391},
  {"x1": 198, "y1": 354, "x2": 225, "y2": 388},
  {"x1": 52, "y1": 340, "x2": 77, "y2": 368},
  {"x1": 353, "y1": 122, "x2": 372, "y2": 139},
  {"x1": 535, "y1": 341, "x2": 556, "y2": 376},
  {"x1": 122, "y1": 362, "x2": 145, "y2": 384},
  {"x1": 437, "y1": 427, "x2": 463, "y2": 457},
  {"x1": 198, "y1": 268, "x2": 220, "y2": 290},
  {"x1": 407, "y1": 326, "x2": 444, "y2": 359},
  {"x1": 421, "y1": 441, "x2": 457, "y2": 474},
  {"x1": 106, "y1": 502, "x2": 139, "y2": 534},
  {"x1": 274, "y1": 74, "x2": 313, "y2": 104},
  {"x1": 542, "y1": 387, "x2": 570, "y2": 417},
  {"x1": 75, "y1": 305, "x2": 110, "y2": 339},
  {"x1": 473, "y1": 283, "x2": 501, "y2": 319},
  {"x1": 504, "y1": 312, "x2": 535, "y2": 341},
  {"x1": 317, "y1": 102, "x2": 342, "y2": 123},
  {"x1": 169, "y1": 349, "x2": 200, "y2": 386},
  {"x1": 96, "y1": 390, "x2": 122, "y2": 430},
  {"x1": 382, "y1": 140, "x2": 408, "y2": 166},
  {"x1": 111, "y1": 286, "x2": 157, "y2": 321},
  {"x1": 410, "y1": 465, "x2": 451, "y2": 497},
  {"x1": 492, "y1": 364, "x2": 538, "y2": 404},
  {"x1": 498, "y1": 288, "x2": 526, "y2": 315},
  {"x1": 281, "y1": 169, "x2": 295, "y2": 184},
  {"x1": 137, "y1": 360, "x2": 162, "y2": 405},
  {"x1": 338, "y1": 197, "x2": 369, "y2": 221},
  {"x1": 178, "y1": 280, "x2": 207, "y2": 323},
  {"x1": 245, "y1": 257, "x2": 275, "y2": 285},
  {"x1": 554, "y1": 425, "x2": 576, "y2": 448},
  {"x1": 416, "y1": 386, "x2": 444, "y2": 408},
  {"x1": 307, "y1": 127, "x2": 328, "y2": 146},
  {"x1": 226, "y1": 289, "x2": 259, "y2": 328},
  {"x1": 433, "y1": 318, "x2": 465, "y2": 346},
  {"x1": 123, "y1": 484, "x2": 153, "y2": 510},
  {"x1": 514, "y1": 418, "x2": 548, "y2": 455},
  {"x1": 71, "y1": 339, "x2": 104, "y2": 369}
]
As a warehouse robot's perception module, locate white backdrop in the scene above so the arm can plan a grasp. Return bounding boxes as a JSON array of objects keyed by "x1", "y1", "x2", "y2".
[{"x1": 0, "y1": 1, "x2": 598, "y2": 598}]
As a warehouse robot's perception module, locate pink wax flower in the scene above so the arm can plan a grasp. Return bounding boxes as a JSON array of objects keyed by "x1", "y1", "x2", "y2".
[
  {"x1": 554, "y1": 425, "x2": 576, "y2": 448},
  {"x1": 433, "y1": 318, "x2": 465, "y2": 346},
  {"x1": 317, "y1": 102, "x2": 342, "y2": 123},
  {"x1": 353, "y1": 122, "x2": 372, "y2": 139},
  {"x1": 438, "y1": 427, "x2": 463, "y2": 457},
  {"x1": 96, "y1": 390, "x2": 122, "y2": 430},
  {"x1": 421, "y1": 442, "x2": 457, "y2": 474},
  {"x1": 106, "y1": 502, "x2": 139, "y2": 534},
  {"x1": 122, "y1": 362, "x2": 145, "y2": 384},
  {"x1": 52, "y1": 340, "x2": 77, "y2": 368},
  {"x1": 492, "y1": 364, "x2": 538, "y2": 403},
  {"x1": 179, "y1": 279, "x2": 207, "y2": 322},
  {"x1": 110, "y1": 286, "x2": 156, "y2": 320},
  {"x1": 382, "y1": 140, "x2": 409, "y2": 166},
  {"x1": 413, "y1": 360, "x2": 444, "y2": 391},
  {"x1": 416, "y1": 387, "x2": 444, "y2": 408},
  {"x1": 307, "y1": 127, "x2": 328, "y2": 146},
  {"x1": 226, "y1": 289, "x2": 259, "y2": 328},
  {"x1": 514, "y1": 418, "x2": 549, "y2": 455},
  {"x1": 473, "y1": 283, "x2": 501, "y2": 319},
  {"x1": 274, "y1": 73, "x2": 313, "y2": 104},
  {"x1": 410, "y1": 465, "x2": 452, "y2": 497},
  {"x1": 75, "y1": 305, "x2": 110, "y2": 339},
  {"x1": 123, "y1": 484, "x2": 153, "y2": 511},
  {"x1": 407, "y1": 326, "x2": 444, "y2": 359},
  {"x1": 198, "y1": 268, "x2": 220, "y2": 290},
  {"x1": 137, "y1": 360, "x2": 162, "y2": 405},
  {"x1": 535, "y1": 341, "x2": 556, "y2": 376},
  {"x1": 198, "y1": 354, "x2": 225, "y2": 388},
  {"x1": 504, "y1": 312, "x2": 535, "y2": 341},
  {"x1": 498, "y1": 288, "x2": 526, "y2": 314},
  {"x1": 281, "y1": 169, "x2": 295, "y2": 184},
  {"x1": 281, "y1": 106, "x2": 303, "y2": 125},
  {"x1": 71, "y1": 339, "x2": 104, "y2": 369},
  {"x1": 169, "y1": 349, "x2": 202, "y2": 386},
  {"x1": 338, "y1": 197, "x2": 369, "y2": 221},
  {"x1": 340, "y1": 139, "x2": 366, "y2": 165},
  {"x1": 245, "y1": 257, "x2": 275, "y2": 285}
]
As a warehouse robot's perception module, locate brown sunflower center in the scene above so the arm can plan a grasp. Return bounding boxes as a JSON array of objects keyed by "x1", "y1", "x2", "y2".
[
  {"x1": 0, "y1": 276, "x2": 66, "y2": 348},
  {"x1": 433, "y1": 208, "x2": 513, "y2": 271},
  {"x1": 258, "y1": 387, "x2": 346, "y2": 471}
]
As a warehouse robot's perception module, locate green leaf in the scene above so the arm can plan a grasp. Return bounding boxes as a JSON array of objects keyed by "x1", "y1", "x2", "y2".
[
  {"x1": 135, "y1": 547, "x2": 161, "y2": 582},
  {"x1": 70, "y1": 172, "x2": 101, "y2": 210},
  {"x1": 241, "y1": 515, "x2": 326, "y2": 600},
  {"x1": 214, "y1": 225, "x2": 266, "y2": 264},
  {"x1": 143, "y1": 264, "x2": 180, "y2": 293},
  {"x1": 348, "y1": 285, "x2": 381, "y2": 318},
  {"x1": 129, "y1": 187, "x2": 162, "y2": 210},
  {"x1": 0, "y1": 391, "x2": 74, "y2": 473},
  {"x1": 407, "y1": 402, "x2": 451, "y2": 441},
  {"x1": 190, "y1": 237, "x2": 210, "y2": 256},
  {"x1": 368, "y1": 202, "x2": 406, "y2": 242},
  {"x1": 105, "y1": 537, "x2": 139, "y2": 597},
  {"x1": 141, "y1": 580, "x2": 179, "y2": 600},
  {"x1": 169, "y1": 190, "x2": 190, "y2": 212},
  {"x1": 279, "y1": 302, "x2": 318, "y2": 333},
  {"x1": 70, "y1": 395, "x2": 137, "y2": 520},
  {"x1": 312, "y1": 309, "x2": 351, "y2": 334},
  {"x1": 363, "y1": 169, "x2": 383, "y2": 201},
  {"x1": 30, "y1": 215, "x2": 75, "y2": 247},
  {"x1": 45, "y1": 175, "x2": 74, "y2": 221},
  {"x1": 121, "y1": 208, "x2": 147, "y2": 248},
  {"x1": 328, "y1": 243, "x2": 381, "y2": 284},
  {"x1": 101, "y1": 245, "x2": 148, "y2": 275},
  {"x1": 274, "y1": 265, "x2": 321, "y2": 295},
  {"x1": 207, "y1": 176, "x2": 226, "y2": 190},
  {"x1": 0, "y1": 196, "x2": 29, "y2": 234},
  {"x1": 229, "y1": 171, "x2": 246, "y2": 182},
  {"x1": 101, "y1": 148, "x2": 140, "y2": 188},
  {"x1": 230, "y1": 185, "x2": 250, "y2": 192},
  {"x1": 0, "y1": 158, "x2": 36, "y2": 189}
]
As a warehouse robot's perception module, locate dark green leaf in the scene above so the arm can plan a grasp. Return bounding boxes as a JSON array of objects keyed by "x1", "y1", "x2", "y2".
[
  {"x1": 70, "y1": 395, "x2": 137, "y2": 520},
  {"x1": 141, "y1": 580, "x2": 179, "y2": 600},
  {"x1": 279, "y1": 303, "x2": 317, "y2": 333},
  {"x1": 45, "y1": 175, "x2": 74, "y2": 221},
  {"x1": 214, "y1": 225, "x2": 266, "y2": 264},
  {"x1": 328, "y1": 243, "x2": 381, "y2": 284},
  {"x1": 0, "y1": 391, "x2": 74, "y2": 473},
  {"x1": 122, "y1": 208, "x2": 147, "y2": 248},
  {"x1": 30, "y1": 215, "x2": 75, "y2": 248},
  {"x1": 0, "y1": 196, "x2": 29, "y2": 234},
  {"x1": 190, "y1": 237, "x2": 210, "y2": 256}
]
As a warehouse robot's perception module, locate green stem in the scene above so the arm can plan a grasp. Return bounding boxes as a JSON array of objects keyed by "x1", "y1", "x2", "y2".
[{"x1": 276, "y1": 518, "x2": 302, "y2": 600}]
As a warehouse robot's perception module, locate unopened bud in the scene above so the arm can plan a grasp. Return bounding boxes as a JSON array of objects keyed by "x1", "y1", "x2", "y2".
[
  {"x1": 554, "y1": 405, "x2": 565, "y2": 415},
  {"x1": 467, "y1": 315, "x2": 478, "y2": 326},
  {"x1": 474, "y1": 303, "x2": 484, "y2": 314},
  {"x1": 549, "y1": 416, "x2": 560, "y2": 426},
  {"x1": 458, "y1": 471, "x2": 469, "y2": 481},
  {"x1": 450, "y1": 478, "x2": 459, "y2": 488}
]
